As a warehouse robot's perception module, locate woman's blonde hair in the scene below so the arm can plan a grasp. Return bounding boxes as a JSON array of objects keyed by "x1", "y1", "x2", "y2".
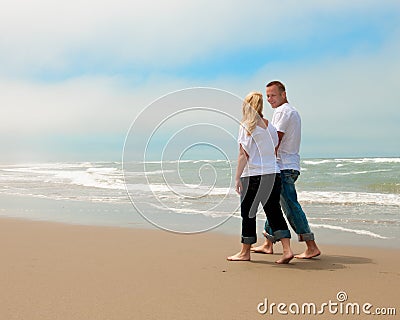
[{"x1": 241, "y1": 91, "x2": 263, "y2": 135}]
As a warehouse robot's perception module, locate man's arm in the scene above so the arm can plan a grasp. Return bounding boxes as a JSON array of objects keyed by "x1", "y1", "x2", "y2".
[{"x1": 275, "y1": 131, "x2": 284, "y2": 155}]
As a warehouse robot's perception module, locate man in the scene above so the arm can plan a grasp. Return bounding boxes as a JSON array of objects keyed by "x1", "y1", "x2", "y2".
[{"x1": 252, "y1": 81, "x2": 321, "y2": 259}]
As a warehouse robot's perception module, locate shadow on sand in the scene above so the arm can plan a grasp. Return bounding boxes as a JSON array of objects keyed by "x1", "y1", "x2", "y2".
[{"x1": 249, "y1": 253, "x2": 373, "y2": 271}]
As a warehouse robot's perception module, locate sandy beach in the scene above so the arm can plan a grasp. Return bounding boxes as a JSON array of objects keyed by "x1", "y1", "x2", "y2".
[{"x1": 1, "y1": 217, "x2": 399, "y2": 320}]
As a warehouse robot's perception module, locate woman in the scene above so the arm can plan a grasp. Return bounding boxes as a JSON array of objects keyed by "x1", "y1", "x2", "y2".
[{"x1": 227, "y1": 92, "x2": 293, "y2": 264}]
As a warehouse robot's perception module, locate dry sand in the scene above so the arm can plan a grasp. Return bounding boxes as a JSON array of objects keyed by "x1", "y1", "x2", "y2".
[{"x1": 1, "y1": 217, "x2": 399, "y2": 319}]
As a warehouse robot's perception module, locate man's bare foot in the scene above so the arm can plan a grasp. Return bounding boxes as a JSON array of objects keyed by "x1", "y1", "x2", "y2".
[
  {"x1": 251, "y1": 236, "x2": 273, "y2": 254},
  {"x1": 294, "y1": 248, "x2": 321, "y2": 259},
  {"x1": 251, "y1": 244, "x2": 273, "y2": 254},
  {"x1": 227, "y1": 252, "x2": 250, "y2": 261},
  {"x1": 275, "y1": 252, "x2": 294, "y2": 264}
]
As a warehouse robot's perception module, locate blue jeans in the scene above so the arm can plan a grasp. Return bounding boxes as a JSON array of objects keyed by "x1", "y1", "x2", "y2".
[{"x1": 264, "y1": 169, "x2": 314, "y2": 242}]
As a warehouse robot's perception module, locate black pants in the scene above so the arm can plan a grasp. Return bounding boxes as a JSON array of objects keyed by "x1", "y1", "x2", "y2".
[{"x1": 240, "y1": 174, "x2": 290, "y2": 244}]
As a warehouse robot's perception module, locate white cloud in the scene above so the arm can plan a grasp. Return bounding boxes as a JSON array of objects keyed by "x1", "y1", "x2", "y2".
[
  {"x1": 253, "y1": 33, "x2": 400, "y2": 156},
  {"x1": 1, "y1": 0, "x2": 399, "y2": 160},
  {"x1": 1, "y1": 0, "x2": 398, "y2": 75},
  {"x1": 2, "y1": 31, "x2": 398, "y2": 149},
  {"x1": 0, "y1": 77, "x2": 129, "y2": 134}
]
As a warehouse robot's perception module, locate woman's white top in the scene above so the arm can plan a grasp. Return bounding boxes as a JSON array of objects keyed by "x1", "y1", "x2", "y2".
[{"x1": 237, "y1": 122, "x2": 279, "y2": 177}]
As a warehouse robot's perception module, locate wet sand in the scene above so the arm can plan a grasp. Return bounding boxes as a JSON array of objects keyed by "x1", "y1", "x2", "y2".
[{"x1": 0, "y1": 217, "x2": 399, "y2": 319}]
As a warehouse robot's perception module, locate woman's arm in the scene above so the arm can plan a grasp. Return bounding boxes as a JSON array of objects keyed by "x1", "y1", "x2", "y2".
[{"x1": 235, "y1": 144, "x2": 249, "y2": 194}]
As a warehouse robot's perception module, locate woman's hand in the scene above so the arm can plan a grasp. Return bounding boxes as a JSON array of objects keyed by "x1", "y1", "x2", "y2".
[
  {"x1": 235, "y1": 178, "x2": 243, "y2": 195},
  {"x1": 235, "y1": 144, "x2": 248, "y2": 195}
]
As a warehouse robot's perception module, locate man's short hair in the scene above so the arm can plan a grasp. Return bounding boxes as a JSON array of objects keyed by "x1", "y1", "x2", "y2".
[{"x1": 266, "y1": 81, "x2": 286, "y2": 93}]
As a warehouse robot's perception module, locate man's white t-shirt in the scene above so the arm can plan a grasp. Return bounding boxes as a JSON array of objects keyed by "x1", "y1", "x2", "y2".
[
  {"x1": 237, "y1": 123, "x2": 279, "y2": 177},
  {"x1": 271, "y1": 103, "x2": 301, "y2": 171}
]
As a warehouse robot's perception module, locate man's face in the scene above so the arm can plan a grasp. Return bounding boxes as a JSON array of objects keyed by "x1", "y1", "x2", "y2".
[{"x1": 266, "y1": 85, "x2": 286, "y2": 109}]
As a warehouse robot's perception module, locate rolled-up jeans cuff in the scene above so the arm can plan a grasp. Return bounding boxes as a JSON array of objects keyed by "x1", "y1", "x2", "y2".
[
  {"x1": 298, "y1": 233, "x2": 315, "y2": 242},
  {"x1": 263, "y1": 232, "x2": 276, "y2": 243},
  {"x1": 273, "y1": 230, "x2": 291, "y2": 242},
  {"x1": 241, "y1": 235, "x2": 257, "y2": 245}
]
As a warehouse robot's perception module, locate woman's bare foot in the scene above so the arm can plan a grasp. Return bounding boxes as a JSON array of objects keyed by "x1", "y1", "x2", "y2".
[
  {"x1": 275, "y1": 238, "x2": 293, "y2": 264},
  {"x1": 227, "y1": 244, "x2": 251, "y2": 261},
  {"x1": 227, "y1": 252, "x2": 250, "y2": 261}
]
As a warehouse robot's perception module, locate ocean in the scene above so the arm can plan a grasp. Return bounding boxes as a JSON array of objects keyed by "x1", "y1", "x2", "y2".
[{"x1": 1, "y1": 157, "x2": 399, "y2": 247}]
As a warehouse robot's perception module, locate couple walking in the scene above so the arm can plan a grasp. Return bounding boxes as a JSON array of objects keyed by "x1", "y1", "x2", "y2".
[{"x1": 227, "y1": 81, "x2": 321, "y2": 264}]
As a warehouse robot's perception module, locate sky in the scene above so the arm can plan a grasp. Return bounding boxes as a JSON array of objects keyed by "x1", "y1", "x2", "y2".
[{"x1": 1, "y1": 0, "x2": 399, "y2": 162}]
